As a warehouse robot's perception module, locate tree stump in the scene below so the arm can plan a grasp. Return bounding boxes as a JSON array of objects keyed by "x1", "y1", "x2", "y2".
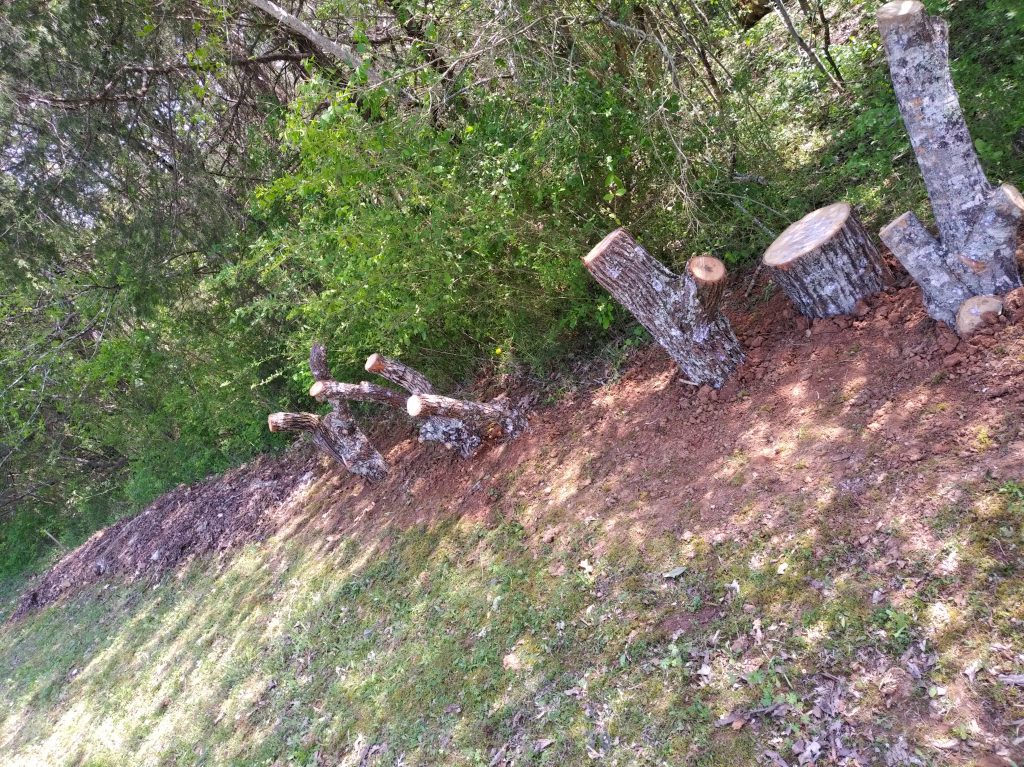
[
  {"x1": 877, "y1": 1, "x2": 1023, "y2": 330},
  {"x1": 364, "y1": 353, "x2": 482, "y2": 457},
  {"x1": 268, "y1": 411, "x2": 388, "y2": 483},
  {"x1": 582, "y1": 228, "x2": 743, "y2": 388},
  {"x1": 763, "y1": 202, "x2": 891, "y2": 318},
  {"x1": 406, "y1": 394, "x2": 527, "y2": 439}
]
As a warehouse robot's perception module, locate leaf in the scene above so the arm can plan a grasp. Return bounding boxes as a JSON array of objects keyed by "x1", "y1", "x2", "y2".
[
  {"x1": 714, "y1": 711, "x2": 746, "y2": 728},
  {"x1": 662, "y1": 566, "x2": 687, "y2": 579}
]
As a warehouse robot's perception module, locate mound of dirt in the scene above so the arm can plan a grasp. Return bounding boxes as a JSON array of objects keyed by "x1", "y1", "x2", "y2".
[
  {"x1": 13, "y1": 277, "x2": 1024, "y2": 621},
  {"x1": 12, "y1": 451, "x2": 321, "y2": 620}
]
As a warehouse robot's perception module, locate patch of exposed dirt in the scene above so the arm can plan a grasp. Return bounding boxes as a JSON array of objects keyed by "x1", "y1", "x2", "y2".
[
  {"x1": 11, "y1": 452, "x2": 321, "y2": 619},
  {"x1": 13, "y1": 278, "x2": 1024, "y2": 623}
]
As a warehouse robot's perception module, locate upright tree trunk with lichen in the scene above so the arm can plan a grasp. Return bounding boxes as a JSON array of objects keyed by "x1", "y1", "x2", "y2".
[
  {"x1": 877, "y1": 1, "x2": 1023, "y2": 330},
  {"x1": 406, "y1": 393, "x2": 527, "y2": 440},
  {"x1": 267, "y1": 411, "x2": 388, "y2": 483},
  {"x1": 583, "y1": 228, "x2": 743, "y2": 388}
]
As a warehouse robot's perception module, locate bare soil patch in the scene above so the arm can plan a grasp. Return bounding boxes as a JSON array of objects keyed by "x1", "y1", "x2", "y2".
[{"x1": 14, "y1": 278, "x2": 1024, "y2": 623}]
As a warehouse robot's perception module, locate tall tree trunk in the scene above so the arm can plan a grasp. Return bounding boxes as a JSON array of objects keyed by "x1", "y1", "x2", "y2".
[{"x1": 877, "y1": 1, "x2": 1023, "y2": 329}]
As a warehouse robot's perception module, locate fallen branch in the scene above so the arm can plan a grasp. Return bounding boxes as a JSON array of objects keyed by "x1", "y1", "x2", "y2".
[{"x1": 365, "y1": 353, "x2": 482, "y2": 457}]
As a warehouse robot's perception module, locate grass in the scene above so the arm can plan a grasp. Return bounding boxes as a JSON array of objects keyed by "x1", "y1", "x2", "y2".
[{"x1": 2, "y1": 470, "x2": 1023, "y2": 766}]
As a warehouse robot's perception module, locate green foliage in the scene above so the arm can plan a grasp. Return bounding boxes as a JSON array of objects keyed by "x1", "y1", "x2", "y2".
[{"x1": 3, "y1": 0, "x2": 1024, "y2": 579}]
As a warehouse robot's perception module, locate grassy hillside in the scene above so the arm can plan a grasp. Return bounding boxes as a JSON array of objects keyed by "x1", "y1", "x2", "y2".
[{"x1": 3, "y1": 287, "x2": 1024, "y2": 766}]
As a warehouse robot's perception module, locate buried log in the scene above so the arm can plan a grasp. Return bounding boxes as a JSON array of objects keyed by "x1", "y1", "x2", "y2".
[
  {"x1": 365, "y1": 353, "x2": 482, "y2": 457},
  {"x1": 267, "y1": 411, "x2": 388, "y2": 483},
  {"x1": 877, "y1": 1, "x2": 1023, "y2": 330},
  {"x1": 582, "y1": 228, "x2": 743, "y2": 388},
  {"x1": 764, "y1": 202, "x2": 891, "y2": 318},
  {"x1": 263, "y1": 342, "x2": 389, "y2": 482},
  {"x1": 407, "y1": 393, "x2": 526, "y2": 439},
  {"x1": 955, "y1": 295, "x2": 1003, "y2": 338}
]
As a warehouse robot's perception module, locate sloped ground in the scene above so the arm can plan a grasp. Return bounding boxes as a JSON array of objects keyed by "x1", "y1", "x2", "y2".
[{"x1": 2, "y1": 281, "x2": 1024, "y2": 766}]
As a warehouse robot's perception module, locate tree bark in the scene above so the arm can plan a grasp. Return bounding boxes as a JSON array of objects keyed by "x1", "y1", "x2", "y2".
[
  {"x1": 276, "y1": 342, "x2": 390, "y2": 481},
  {"x1": 268, "y1": 411, "x2": 388, "y2": 483},
  {"x1": 407, "y1": 394, "x2": 527, "y2": 439},
  {"x1": 582, "y1": 228, "x2": 743, "y2": 388},
  {"x1": 877, "y1": 1, "x2": 1023, "y2": 330},
  {"x1": 310, "y1": 380, "x2": 406, "y2": 409},
  {"x1": 764, "y1": 202, "x2": 891, "y2": 317},
  {"x1": 364, "y1": 353, "x2": 482, "y2": 457},
  {"x1": 243, "y1": 0, "x2": 382, "y2": 86},
  {"x1": 365, "y1": 353, "x2": 436, "y2": 395}
]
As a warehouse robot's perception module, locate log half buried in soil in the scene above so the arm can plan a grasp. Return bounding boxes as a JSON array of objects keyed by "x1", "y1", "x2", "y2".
[
  {"x1": 407, "y1": 394, "x2": 527, "y2": 440},
  {"x1": 267, "y1": 411, "x2": 388, "y2": 483},
  {"x1": 582, "y1": 228, "x2": 743, "y2": 388},
  {"x1": 955, "y1": 295, "x2": 1003, "y2": 338},
  {"x1": 877, "y1": 1, "x2": 1023, "y2": 329},
  {"x1": 763, "y1": 202, "x2": 891, "y2": 318},
  {"x1": 365, "y1": 353, "x2": 483, "y2": 458}
]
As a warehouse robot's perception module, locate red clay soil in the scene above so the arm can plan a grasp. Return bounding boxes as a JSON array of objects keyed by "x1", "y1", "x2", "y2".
[{"x1": 13, "y1": 276, "x2": 1024, "y2": 619}]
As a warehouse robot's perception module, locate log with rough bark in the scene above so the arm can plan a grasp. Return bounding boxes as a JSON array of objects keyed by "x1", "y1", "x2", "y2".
[
  {"x1": 265, "y1": 342, "x2": 389, "y2": 482},
  {"x1": 267, "y1": 411, "x2": 388, "y2": 483},
  {"x1": 582, "y1": 228, "x2": 743, "y2": 388},
  {"x1": 877, "y1": 1, "x2": 1023, "y2": 329},
  {"x1": 763, "y1": 202, "x2": 891, "y2": 318},
  {"x1": 364, "y1": 353, "x2": 482, "y2": 457},
  {"x1": 406, "y1": 394, "x2": 527, "y2": 439},
  {"x1": 309, "y1": 380, "x2": 406, "y2": 409}
]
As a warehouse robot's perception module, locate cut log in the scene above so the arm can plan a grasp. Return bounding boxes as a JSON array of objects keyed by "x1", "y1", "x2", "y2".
[
  {"x1": 267, "y1": 411, "x2": 388, "y2": 483},
  {"x1": 364, "y1": 353, "x2": 482, "y2": 457},
  {"x1": 273, "y1": 341, "x2": 390, "y2": 481},
  {"x1": 365, "y1": 353, "x2": 435, "y2": 394},
  {"x1": 877, "y1": 1, "x2": 1023, "y2": 330},
  {"x1": 407, "y1": 394, "x2": 527, "y2": 439},
  {"x1": 955, "y1": 295, "x2": 1003, "y2": 338},
  {"x1": 268, "y1": 412, "x2": 320, "y2": 433},
  {"x1": 688, "y1": 256, "x2": 727, "y2": 323},
  {"x1": 582, "y1": 228, "x2": 743, "y2": 388},
  {"x1": 309, "y1": 380, "x2": 406, "y2": 409},
  {"x1": 763, "y1": 202, "x2": 891, "y2": 318}
]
